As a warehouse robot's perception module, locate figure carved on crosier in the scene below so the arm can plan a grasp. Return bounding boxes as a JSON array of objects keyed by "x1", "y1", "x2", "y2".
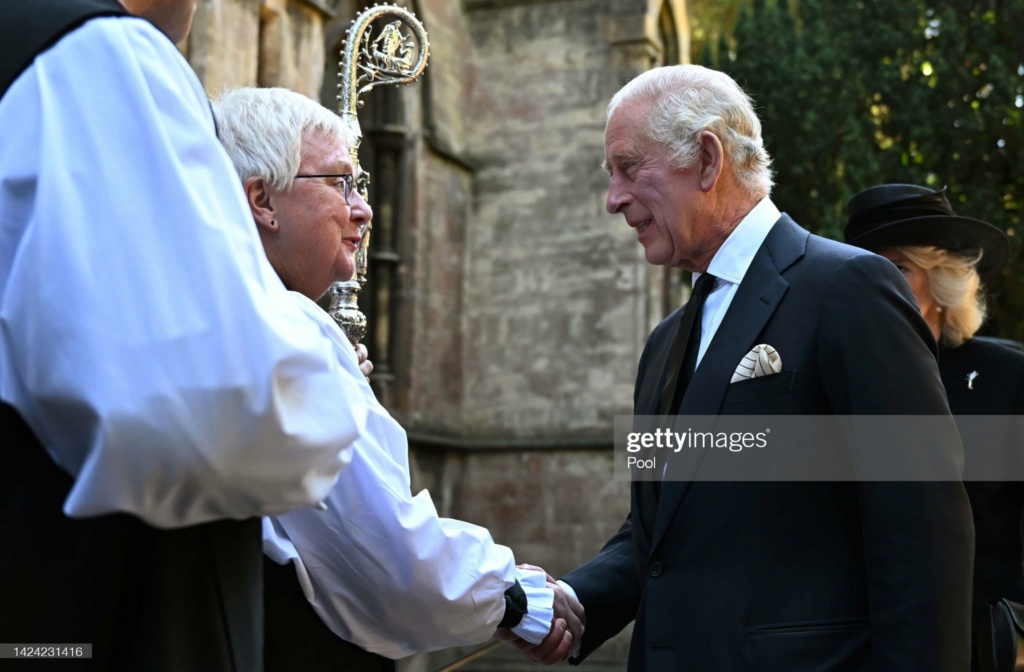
[{"x1": 366, "y1": 21, "x2": 416, "y2": 75}]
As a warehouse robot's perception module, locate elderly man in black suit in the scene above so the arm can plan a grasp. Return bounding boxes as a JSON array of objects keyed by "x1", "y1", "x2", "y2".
[{"x1": 506, "y1": 65, "x2": 975, "y2": 671}]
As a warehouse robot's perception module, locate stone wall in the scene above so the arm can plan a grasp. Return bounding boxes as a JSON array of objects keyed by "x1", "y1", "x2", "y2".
[{"x1": 186, "y1": 0, "x2": 331, "y2": 98}]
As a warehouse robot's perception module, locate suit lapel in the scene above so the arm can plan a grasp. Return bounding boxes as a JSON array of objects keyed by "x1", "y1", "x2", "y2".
[
  {"x1": 650, "y1": 215, "x2": 807, "y2": 550},
  {"x1": 635, "y1": 306, "x2": 686, "y2": 417},
  {"x1": 631, "y1": 321, "x2": 682, "y2": 551}
]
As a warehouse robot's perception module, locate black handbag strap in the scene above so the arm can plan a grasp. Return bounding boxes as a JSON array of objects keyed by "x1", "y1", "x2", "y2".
[
  {"x1": 980, "y1": 599, "x2": 1024, "y2": 672},
  {"x1": 1001, "y1": 599, "x2": 1024, "y2": 636}
]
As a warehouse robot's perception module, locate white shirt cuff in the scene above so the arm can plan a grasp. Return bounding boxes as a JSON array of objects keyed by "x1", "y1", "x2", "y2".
[
  {"x1": 556, "y1": 579, "x2": 579, "y2": 604},
  {"x1": 509, "y1": 568, "x2": 554, "y2": 644}
]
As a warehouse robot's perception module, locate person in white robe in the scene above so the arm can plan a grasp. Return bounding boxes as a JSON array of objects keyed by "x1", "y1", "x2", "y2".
[
  {"x1": 0, "y1": 1, "x2": 365, "y2": 668},
  {"x1": 0, "y1": 3, "x2": 362, "y2": 530},
  {"x1": 213, "y1": 86, "x2": 585, "y2": 665}
]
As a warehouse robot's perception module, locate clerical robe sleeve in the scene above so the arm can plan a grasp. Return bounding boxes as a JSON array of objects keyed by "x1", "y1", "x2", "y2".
[
  {"x1": 263, "y1": 391, "x2": 555, "y2": 659},
  {"x1": 0, "y1": 17, "x2": 363, "y2": 528}
]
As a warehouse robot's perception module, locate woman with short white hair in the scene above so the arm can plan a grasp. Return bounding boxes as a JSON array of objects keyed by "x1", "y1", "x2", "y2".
[
  {"x1": 213, "y1": 87, "x2": 576, "y2": 672},
  {"x1": 215, "y1": 86, "x2": 366, "y2": 302}
]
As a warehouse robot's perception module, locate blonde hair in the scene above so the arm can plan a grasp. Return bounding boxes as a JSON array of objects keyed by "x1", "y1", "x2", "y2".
[{"x1": 899, "y1": 246, "x2": 986, "y2": 347}]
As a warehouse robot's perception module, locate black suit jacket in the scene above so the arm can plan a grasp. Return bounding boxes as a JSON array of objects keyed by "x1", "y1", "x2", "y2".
[{"x1": 564, "y1": 215, "x2": 974, "y2": 671}]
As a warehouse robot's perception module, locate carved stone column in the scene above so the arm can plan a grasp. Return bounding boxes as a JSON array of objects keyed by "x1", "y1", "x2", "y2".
[{"x1": 258, "y1": 0, "x2": 334, "y2": 98}]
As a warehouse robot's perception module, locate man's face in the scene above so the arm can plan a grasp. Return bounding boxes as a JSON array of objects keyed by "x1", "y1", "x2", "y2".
[
  {"x1": 267, "y1": 132, "x2": 370, "y2": 300},
  {"x1": 120, "y1": 0, "x2": 198, "y2": 44},
  {"x1": 604, "y1": 100, "x2": 715, "y2": 272}
]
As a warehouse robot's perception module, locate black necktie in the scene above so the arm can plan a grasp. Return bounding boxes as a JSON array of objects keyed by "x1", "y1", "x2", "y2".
[{"x1": 660, "y1": 272, "x2": 716, "y2": 415}]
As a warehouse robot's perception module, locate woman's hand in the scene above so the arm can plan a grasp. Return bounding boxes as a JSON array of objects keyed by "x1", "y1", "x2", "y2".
[{"x1": 355, "y1": 343, "x2": 374, "y2": 377}]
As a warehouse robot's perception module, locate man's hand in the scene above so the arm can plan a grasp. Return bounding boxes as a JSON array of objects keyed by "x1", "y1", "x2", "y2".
[
  {"x1": 355, "y1": 343, "x2": 373, "y2": 377},
  {"x1": 497, "y1": 579, "x2": 585, "y2": 665},
  {"x1": 552, "y1": 580, "x2": 586, "y2": 658}
]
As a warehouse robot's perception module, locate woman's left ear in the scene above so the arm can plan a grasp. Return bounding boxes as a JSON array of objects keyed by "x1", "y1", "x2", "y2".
[
  {"x1": 244, "y1": 176, "x2": 276, "y2": 231},
  {"x1": 697, "y1": 130, "x2": 725, "y2": 192}
]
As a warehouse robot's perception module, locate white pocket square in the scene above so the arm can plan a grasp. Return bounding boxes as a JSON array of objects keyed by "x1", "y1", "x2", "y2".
[{"x1": 731, "y1": 344, "x2": 782, "y2": 383}]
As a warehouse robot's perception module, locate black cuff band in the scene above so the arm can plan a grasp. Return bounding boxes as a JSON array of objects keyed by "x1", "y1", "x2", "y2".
[{"x1": 498, "y1": 579, "x2": 528, "y2": 629}]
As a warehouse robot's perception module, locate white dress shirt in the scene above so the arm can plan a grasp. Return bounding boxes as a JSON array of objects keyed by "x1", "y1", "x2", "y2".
[
  {"x1": 693, "y1": 196, "x2": 781, "y2": 365},
  {"x1": 0, "y1": 17, "x2": 361, "y2": 528},
  {"x1": 263, "y1": 296, "x2": 554, "y2": 658}
]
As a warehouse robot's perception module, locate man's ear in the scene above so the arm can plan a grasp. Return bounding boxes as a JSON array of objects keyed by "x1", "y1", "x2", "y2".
[
  {"x1": 696, "y1": 130, "x2": 725, "y2": 192},
  {"x1": 244, "y1": 176, "x2": 277, "y2": 231}
]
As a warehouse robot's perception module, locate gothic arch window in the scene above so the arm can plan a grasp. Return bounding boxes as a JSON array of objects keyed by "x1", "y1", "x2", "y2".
[{"x1": 659, "y1": 1, "x2": 681, "y2": 67}]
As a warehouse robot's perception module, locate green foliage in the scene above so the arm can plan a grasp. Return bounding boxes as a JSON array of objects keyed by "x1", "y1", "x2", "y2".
[
  {"x1": 687, "y1": 0, "x2": 750, "y2": 64},
  {"x1": 709, "y1": 0, "x2": 1024, "y2": 340}
]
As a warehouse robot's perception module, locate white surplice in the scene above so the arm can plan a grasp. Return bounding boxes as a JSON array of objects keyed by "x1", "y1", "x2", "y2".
[{"x1": 0, "y1": 17, "x2": 363, "y2": 528}]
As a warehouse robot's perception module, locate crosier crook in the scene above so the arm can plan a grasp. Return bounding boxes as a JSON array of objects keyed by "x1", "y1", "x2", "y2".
[{"x1": 327, "y1": 3, "x2": 430, "y2": 345}]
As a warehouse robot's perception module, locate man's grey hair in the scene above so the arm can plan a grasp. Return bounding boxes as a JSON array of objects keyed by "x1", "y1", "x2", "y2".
[
  {"x1": 608, "y1": 65, "x2": 774, "y2": 199},
  {"x1": 213, "y1": 87, "x2": 356, "y2": 192}
]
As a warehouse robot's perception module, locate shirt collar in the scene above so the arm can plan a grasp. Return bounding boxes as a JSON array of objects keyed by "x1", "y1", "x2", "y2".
[{"x1": 694, "y1": 196, "x2": 780, "y2": 287}]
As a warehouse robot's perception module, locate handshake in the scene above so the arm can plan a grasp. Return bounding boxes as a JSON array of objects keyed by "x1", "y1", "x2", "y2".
[{"x1": 495, "y1": 564, "x2": 586, "y2": 665}]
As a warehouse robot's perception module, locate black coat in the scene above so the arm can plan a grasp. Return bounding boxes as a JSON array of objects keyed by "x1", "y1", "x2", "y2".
[
  {"x1": 564, "y1": 215, "x2": 975, "y2": 671},
  {"x1": 941, "y1": 337, "x2": 1024, "y2": 669}
]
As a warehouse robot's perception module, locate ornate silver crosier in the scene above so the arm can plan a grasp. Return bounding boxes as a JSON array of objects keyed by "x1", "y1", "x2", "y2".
[{"x1": 327, "y1": 4, "x2": 430, "y2": 345}]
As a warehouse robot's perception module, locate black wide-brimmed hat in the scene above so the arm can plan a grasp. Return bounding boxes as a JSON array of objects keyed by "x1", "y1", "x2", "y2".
[{"x1": 844, "y1": 183, "x2": 1010, "y2": 281}]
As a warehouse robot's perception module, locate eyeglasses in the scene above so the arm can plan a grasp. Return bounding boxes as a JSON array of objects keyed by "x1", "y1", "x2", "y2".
[{"x1": 293, "y1": 172, "x2": 371, "y2": 205}]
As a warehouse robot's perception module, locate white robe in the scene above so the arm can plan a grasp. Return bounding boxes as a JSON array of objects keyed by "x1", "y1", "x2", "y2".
[
  {"x1": 263, "y1": 296, "x2": 554, "y2": 658},
  {"x1": 0, "y1": 16, "x2": 362, "y2": 528}
]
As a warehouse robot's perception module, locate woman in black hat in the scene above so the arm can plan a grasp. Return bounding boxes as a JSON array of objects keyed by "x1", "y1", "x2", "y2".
[{"x1": 844, "y1": 183, "x2": 1024, "y2": 671}]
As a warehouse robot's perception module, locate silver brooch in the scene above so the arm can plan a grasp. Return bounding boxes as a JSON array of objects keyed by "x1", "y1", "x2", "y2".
[{"x1": 966, "y1": 371, "x2": 979, "y2": 390}]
